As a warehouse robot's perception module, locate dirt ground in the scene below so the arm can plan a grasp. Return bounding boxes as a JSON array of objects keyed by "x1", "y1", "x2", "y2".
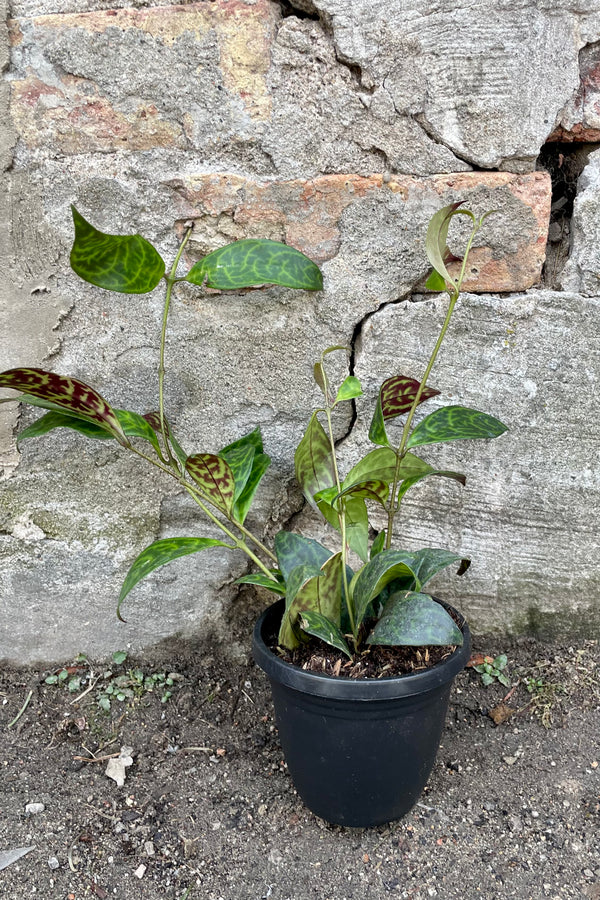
[{"x1": 1, "y1": 611, "x2": 599, "y2": 900}]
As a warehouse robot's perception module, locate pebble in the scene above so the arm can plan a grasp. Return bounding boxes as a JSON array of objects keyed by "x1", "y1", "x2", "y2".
[
  {"x1": 134, "y1": 864, "x2": 147, "y2": 879},
  {"x1": 268, "y1": 848, "x2": 284, "y2": 866},
  {"x1": 47, "y1": 857, "x2": 59, "y2": 870},
  {"x1": 25, "y1": 802, "x2": 45, "y2": 816},
  {"x1": 144, "y1": 841, "x2": 155, "y2": 857}
]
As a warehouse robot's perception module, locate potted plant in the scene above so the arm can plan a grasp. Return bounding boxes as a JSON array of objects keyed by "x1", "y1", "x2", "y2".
[{"x1": 0, "y1": 203, "x2": 506, "y2": 827}]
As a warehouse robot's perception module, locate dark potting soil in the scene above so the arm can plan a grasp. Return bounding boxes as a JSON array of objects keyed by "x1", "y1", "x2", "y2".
[
  {"x1": 277, "y1": 638, "x2": 457, "y2": 678},
  {"x1": 272, "y1": 606, "x2": 464, "y2": 679}
]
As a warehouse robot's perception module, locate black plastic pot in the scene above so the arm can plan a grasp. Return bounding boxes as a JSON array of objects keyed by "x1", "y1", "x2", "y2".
[{"x1": 252, "y1": 598, "x2": 471, "y2": 827}]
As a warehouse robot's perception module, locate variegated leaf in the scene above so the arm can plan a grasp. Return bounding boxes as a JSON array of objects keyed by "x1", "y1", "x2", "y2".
[
  {"x1": 407, "y1": 406, "x2": 508, "y2": 448},
  {"x1": 185, "y1": 453, "x2": 236, "y2": 514},
  {"x1": 368, "y1": 591, "x2": 463, "y2": 646},
  {"x1": 117, "y1": 537, "x2": 229, "y2": 620},
  {"x1": 185, "y1": 239, "x2": 323, "y2": 291},
  {"x1": 143, "y1": 412, "x2": 188, "y2": 464},
  {"x1": 294, "y1": 411, "x2": 336, "y2": 509},
  {"x1": 380, "y1": 375, "x2": 440, "y2": 420},
  {"x1": 300, "y1": 610, "x2": 352, "y2": 659},
  {"x1": 70, "y1": 207, "x2": 165, "y2": 294},
  {"x1": 0, "y1": 367, "x2": 128, "y2": 446},
  {"x1": 19, "y1": 407, "x2": 163, "y2": 458}
]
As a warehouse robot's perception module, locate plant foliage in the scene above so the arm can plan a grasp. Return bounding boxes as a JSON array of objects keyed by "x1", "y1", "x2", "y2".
[{"x1": 1, "y1": 204, "x2": 507, "y2": 662}]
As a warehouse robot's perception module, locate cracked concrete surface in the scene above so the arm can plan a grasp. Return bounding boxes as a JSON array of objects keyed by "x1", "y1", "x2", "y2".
[{"x1": 304, "y1": 0, "x2": 600, "y2": 170}]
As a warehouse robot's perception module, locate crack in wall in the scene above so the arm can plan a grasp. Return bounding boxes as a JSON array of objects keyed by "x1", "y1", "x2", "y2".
[{"x1": 536, "y1": 140, "x2": 600, "y2": 289}]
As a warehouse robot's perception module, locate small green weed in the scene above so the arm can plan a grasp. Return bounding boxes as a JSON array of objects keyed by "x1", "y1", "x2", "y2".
[
  {"x1": 44, "y1": 650, "x2": 182, "y2": 712},
  {"x1": 473, "y1": 653, "x2": 511, "y2": 687}
]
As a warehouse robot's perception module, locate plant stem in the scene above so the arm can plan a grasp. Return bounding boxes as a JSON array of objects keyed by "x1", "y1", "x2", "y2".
[
  {"x1": 180, "y1": 485, "x2": 278, "y2": 582},
  {"x1": 158, "y1": 225, "x2": 194, "y2": 467},
  {"x1": 129, "y1": 446, "x2": 279, "y2": 580},
  {"x1": 384, "y1": 217, "x2": 483, "y2": 549},
  {"x1": 324, "y1": 404, "x2": 355, "y2": 643}
]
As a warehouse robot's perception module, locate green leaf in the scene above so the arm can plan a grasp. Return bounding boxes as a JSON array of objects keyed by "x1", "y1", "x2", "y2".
[
  {"x1": 219, "y1": 442, "x2": 255, "y2": 505},
  {"x1": 185, "y1": 239, "x2": 323, "y2": 291},
  {"x1": 219, "y1": 426, "x2": 264, "y2": 456},
  {"x1": 278, "y1": 553, "x2": 343, "y2": 649},
  {"x1": 235, "y1": 453, "x2": 271, "y2": 524},
  {"x1": 294, "y1": 411, "x2": 336, "y2": 509},
  {"x1": 380, "y1": 375, "x2": 440, "y2": 421},
  {"x1": 185, "y1": 453, "x2": 236, "y2": 514},
  {"x1": 343, "y1": 496, "x2": 369, "y2": 564},
  {"x1": 336, "y1": 479, "x2": 389, "y2": 507},
  {"x1": 18, "y1": 410, "x2": 114, "y2": 443},
  {"x1": 403, "y1": 548, "x2": 471, "y2": 588},
  {"x1": 300, "y1": 611, "x2": 352, "y2": 659},
  {"x1": 425, "y1": 270, "x2": 447, "y2": 291},
  {"x1": 235, "y1": 571, "x2": 286, "y2": 596},
  {"x1": 407, "y1": 405, "x2": 508, "y2": 449},
  {"x1": 370, "y1": 531, "x2": 386, "y2": 559},
  {"x1": 0, "y1": 367, "x2": 128, "y2": 446},
  {"x1": 313, "y1": 362, "x2": 326, "y2": 395},
  {"x1": 70, "y1": 206, "x2": 165, "y2": 294},
  {"x1": 19, "y1": 407, "x2": 164, "y2": 460},
  {"x1": 368, "y1": 591, "x2": 463, "y2": 646},
  {"x1": 117, "y1": 537, "x2": 229, "y2": 620},
  {"x1": 343, "y1": 449, "x2": 434, "y2": 492},
  {"x1": 115, "y1": 409, "x2": 164, "y2": 457},
  {"x1": 312, "y1": 488, "x2": 369, "y2": 563},
  {"x1": 350, "y1": 549, "x2": 420, "y2": 630},
  {"x1": 219, "y1": 428, "x2": 271, "y2": 522},
  {"x1": 112, "y1": 651, "x2": 127, "y2": 665},
  {"x1": 274, "y1": 532, "x2": 333, "y2": 584},
  {"x1": 335, "y1": 376, "x2": 363, "y2": 404},
  {"x1": 396, "y1": 467, "x2": 466, "y2": 502},
  {"x1": 368, "y1": 393, "x2": 390, "y2": 446},
  {"x1": 425, "y1": 202, "x2": 473, "y2": 291}
]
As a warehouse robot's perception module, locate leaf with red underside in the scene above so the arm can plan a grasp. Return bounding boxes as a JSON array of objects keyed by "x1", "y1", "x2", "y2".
[
  {"x1": 380, "y1": 375, "x2": 441, "y2": 420},
  {"x1": 0, "y1": 367, "x2": 128, "y2": 446},
  {"x1": 368, "y1": 375, "x2": 440, "y2": 445},
  {"x1": 185, "y1": 453, "x2": 235, "y2": 514}
]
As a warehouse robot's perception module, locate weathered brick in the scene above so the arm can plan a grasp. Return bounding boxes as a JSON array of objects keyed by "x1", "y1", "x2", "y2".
[
  {"x1": 550, "y1": 43, "x2": 600, "y2": 143},
  {"x1": 170, "y1": 171, "x2": 551, "y2": 292},
  {"x1": 9, "y1": 1, "x2": 277, "y2": 155}
]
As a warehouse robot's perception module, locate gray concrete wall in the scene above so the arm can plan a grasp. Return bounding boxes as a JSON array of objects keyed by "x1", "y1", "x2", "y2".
[{"x1": 1, "y1": 0, "x2": 599, "y2": 662}]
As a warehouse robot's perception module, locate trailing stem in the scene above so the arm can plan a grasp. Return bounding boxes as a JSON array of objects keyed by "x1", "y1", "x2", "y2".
[
  {"x1": 159, "y1": 225, "x2": 194, "y2": 469},
  {"x1": 385, "y1": 215, "x2": 484, "y2": 549},
  {"x1": 320, "y1": 367, "x2": 356, "y2": 643}
]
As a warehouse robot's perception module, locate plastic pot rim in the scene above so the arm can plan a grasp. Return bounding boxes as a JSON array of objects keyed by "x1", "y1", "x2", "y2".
[{"x1": 252, "y1": 597, "x2": 472, "y2": 701}]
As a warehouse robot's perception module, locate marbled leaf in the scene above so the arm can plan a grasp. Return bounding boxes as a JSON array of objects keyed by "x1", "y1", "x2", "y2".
[
  {"x1": 294, "y1": 411, "x2": 336, "y2": 509},
  {"x1": 185, "y1": 239, "x2": 323, "y2": 291},
  {"x1": 407, "y1": 405, "x2": 508, "y2": 448},
  {"x1": 0, "y1": 367, "x2": 127, "y2": 446},
  {"x1": 235, "y1": 571, "x2": 286, "y2": 596},
  {"x1": 117, "y1": 537, "x2": 229, "y2": 620},
  {"x1": 380, "y1": 375, "x2": 440, "y2": 420},
  {"x1": 185, "y1": 453, "x2": 235, "y2": 514},
  {"x1": 300, "y1": 610, "x2": 352, "y2": 659},
  {"x1": 368, "y1": 591, "x2": 463, "y2": 646},
  {"x1": 70, "y1": 207, "x2": 165, "y2": 294}
]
